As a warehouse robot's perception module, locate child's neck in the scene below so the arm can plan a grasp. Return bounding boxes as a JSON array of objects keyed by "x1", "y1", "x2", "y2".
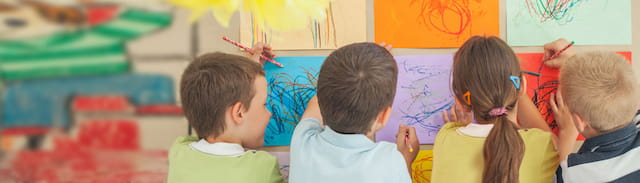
[
  {"x1": 582, "y1": 123, "x2": 629, "y2": 139},
  {"x1": 205, "y1": 135, "x2": 242, "y2": 145},
  {"x1": 365, "y1": 131, "x2": 375, "y2": 141}
]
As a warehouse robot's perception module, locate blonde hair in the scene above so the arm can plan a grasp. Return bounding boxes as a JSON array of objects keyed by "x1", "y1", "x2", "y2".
[{"x1": 560, "y1": 51, "x2": 639, "y2": 132}]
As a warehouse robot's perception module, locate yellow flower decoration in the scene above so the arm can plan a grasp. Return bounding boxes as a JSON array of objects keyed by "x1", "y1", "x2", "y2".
[
  {"x1": 168, "y1": 0, "x2": 330, "y2": 31},
  {"x1": 169, "y1": 0, "x2": 241, "y2": 27}
]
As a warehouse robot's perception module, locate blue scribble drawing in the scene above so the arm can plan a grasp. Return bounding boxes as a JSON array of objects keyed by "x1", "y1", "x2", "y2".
[
  {"x1": 265, "y1": 69, "x2": 318, "y2": 144},
  {"x1": 397, "y1": 60, "x2": 454, "y2": 137},
  {"x1": 377, "y1": 54, "x2": 454, "y2": 144},
  {"x1": 263, "y1": 57, "x2": 324, "y2": 146}
]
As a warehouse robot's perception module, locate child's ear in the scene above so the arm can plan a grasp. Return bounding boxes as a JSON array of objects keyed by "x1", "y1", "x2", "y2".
[
  {"x1": 230, "y1": 102, "x2": 245, "y2": 125},
  {"x1": 372, "y1": 106, "x2": 392, "y2": 131},
  {"x1": 572, "y1": 113, "x2": 587, "y2": 132}
]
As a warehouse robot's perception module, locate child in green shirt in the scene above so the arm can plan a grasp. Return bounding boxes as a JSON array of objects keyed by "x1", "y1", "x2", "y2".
[{"x1": 167, "y1": 45, "x2": 285, "y2": 183}]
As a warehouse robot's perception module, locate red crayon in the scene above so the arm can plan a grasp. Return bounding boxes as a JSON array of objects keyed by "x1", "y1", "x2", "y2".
[
  {"x1": 544, "y1": 41, "x2": 575, "y2": 62},
  {"x1": 222, "y1": 36, "x2": 284, "y2": 67}
]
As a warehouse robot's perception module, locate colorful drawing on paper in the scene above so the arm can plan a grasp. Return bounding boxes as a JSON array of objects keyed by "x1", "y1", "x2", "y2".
[
  {"x1": 507, "y1": 0, "x2": 631, "y2": 46},
  {"x1": 411, "y1": 150, "x2": 434, "y2": 183},
  {"x1": 264, "y1": 57, "x2": 325, "y2": 146},
  {"x1": 518, "y1": 52, "x2": 632, "y2": 140},
  {"x1": 374, "y1": 0, "x2": 499, "y2": 48},
  {"x1": 524, "y1": 0, "x2": 583, "y2": 24},
  {"x1": 376, "y1": 55, "x2": 454, "y2": 144},
  {"x1": 240, "y1": 0, "x2": 366, "y2": 50},
  {"x1": 269, "y1": 152, "x2": 291, "y2": 180}
]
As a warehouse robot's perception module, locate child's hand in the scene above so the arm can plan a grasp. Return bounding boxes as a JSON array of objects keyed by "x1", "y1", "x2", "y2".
[
  {"x1": 247, "y1": 43, "x2": 276, "y2": 65},
  {"x1": 379, "y1": 42, "x2": 393, "y2": 52},
  {"x1": 396, "y1": 124, "x2": 419, "y2": 173},
  {"x1": 550, "y1": 90, "x2": 579, "y2": 161},
  {"x1": 442, "y1": 102, "x2": 473, "y2": 125},
  {"x1": 550, "y1": 91, "x2": 577, "y2": 134},
  {"x1": 543, "y1": 38, "x2": 576, "y2": 68}
]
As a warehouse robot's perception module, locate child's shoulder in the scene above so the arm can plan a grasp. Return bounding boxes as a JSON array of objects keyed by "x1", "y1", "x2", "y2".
[
  {"x1": 173, "y1": 135, "x2": 199, "y2": 144},
  {"x1": 517, "y1": 128, "x2": 557, "y2": 156},
  {"x1": 242, "y1": 150, "x2": 280, "y2": 165},
  {"x1": 440, "y1": 122, "x2": 468, "y2": 131},
  {"x1": 374, "y1": 141, "x2": 399, "y2": 151},
  {"x1": 245, "y1": 150, "x2": 277, "y2": 159},
  {"x1": 434, "y1": 122, "x2": 470, "y2": 143},
  {"x1": 366, "y1": 141, "x2": 408, "y2": 171},
  {"x1": 169, "y1": 136, "x2": 198, "y2": 151},
  {"x1": 517, "y1": 128, "x2": 554, "y2": 142},
  {"x1": 371, "y1": 141, "x2": 406, "y2": 161}
]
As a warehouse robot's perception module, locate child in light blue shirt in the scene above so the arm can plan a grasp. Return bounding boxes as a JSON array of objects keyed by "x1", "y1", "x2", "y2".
[{"x1": 289, "y1": 43, "x2": 419, "y2": 183}]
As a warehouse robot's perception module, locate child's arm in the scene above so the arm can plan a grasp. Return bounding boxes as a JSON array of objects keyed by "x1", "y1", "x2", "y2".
[
  {"x1": 395, "y1": 124, "x2": 419, "y2": 174},
  {"x1": 517, "y1": 93, "x2": 552, "y2": 132},
  {"x1": 543, "y1": 38, "x2": 579, "y2": 161},
  {"x1": 300, "y1": 95, "x2": 323, "y2": 126},
  {"x1": 550, "y1": 91, "x2": 579, "y2": 161},
  {"x1": 517, "y1": 74, "x2": 551, "y2": 131}
]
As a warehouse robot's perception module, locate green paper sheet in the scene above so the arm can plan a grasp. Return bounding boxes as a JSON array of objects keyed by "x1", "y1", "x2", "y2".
[{"x1": 507, "y1": 0, "x2": 631, "y2": 46}]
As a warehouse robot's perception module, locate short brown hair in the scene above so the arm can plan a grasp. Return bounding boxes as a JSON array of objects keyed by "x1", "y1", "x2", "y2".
[
  {"x1": 180, "y1": 52, "x2": 265, "y2": 139},
  {"x1": 317, "y1": 42, "x2": 398, "y2": 134},
  {"x1": 560, "y1": 51, "x2": 638, "y2": 132}
]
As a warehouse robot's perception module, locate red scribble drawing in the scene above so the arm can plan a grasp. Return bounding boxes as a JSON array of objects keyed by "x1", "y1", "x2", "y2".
[
  {"x1": 412, "y1": 155, "x2": 434, "y2": 183},
  {"x1": 411, "y1": 0, "x2": 472, "y2": 35}
]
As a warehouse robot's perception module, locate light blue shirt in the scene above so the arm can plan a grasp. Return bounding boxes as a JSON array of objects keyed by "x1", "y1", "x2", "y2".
[{"x1": 289, "y1": 118, "x2": 411, "y2": 183}]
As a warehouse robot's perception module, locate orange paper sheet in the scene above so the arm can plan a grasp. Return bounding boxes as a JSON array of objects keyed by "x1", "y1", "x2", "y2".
[
  {"x1": 518, "y1": 52, "x2": 632, "y2": 141},
  {"x1": 374, "y1": 0, "x2": 499, "y2": 48}
]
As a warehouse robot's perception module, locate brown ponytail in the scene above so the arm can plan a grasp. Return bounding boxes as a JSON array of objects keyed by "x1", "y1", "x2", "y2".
[
  {"x1": 482, "y1": 115, "x2": 525, "y2": 183},
  {"x1": 451, "y1": 36, "x2": 525, "y2": 183}
]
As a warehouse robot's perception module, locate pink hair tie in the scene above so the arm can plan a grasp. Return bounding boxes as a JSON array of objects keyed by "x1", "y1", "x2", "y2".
[{"x1": 488, "y1": 107, "x2": 508, "y2": 117}]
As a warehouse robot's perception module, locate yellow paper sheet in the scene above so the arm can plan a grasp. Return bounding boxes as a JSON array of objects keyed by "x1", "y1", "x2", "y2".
[
  {"x1": 411, "y1": 150, "x2": 434, "y2": 183},
  {"x1": 239, "y1": 0, "x2": 366, "y2": 50}
]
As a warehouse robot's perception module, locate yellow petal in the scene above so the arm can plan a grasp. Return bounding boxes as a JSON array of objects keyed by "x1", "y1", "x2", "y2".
[
  {"x1": 242, "y1": 0, "x2": 330, "y2": 31},
  {"x1": 211, "y1": 7, "x2": 233, "y2": 27},
  {"x1": 187, "y1": 7, "x2": 208, "y2": 23},
  {"x1": 170, "y1": 0, "x2": 331, "y2": 30}
]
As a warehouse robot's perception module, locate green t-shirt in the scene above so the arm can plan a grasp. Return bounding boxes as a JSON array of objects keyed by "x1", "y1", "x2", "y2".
[{"x1": 167, "y1": 136, "x2": 286, "y2": 183}]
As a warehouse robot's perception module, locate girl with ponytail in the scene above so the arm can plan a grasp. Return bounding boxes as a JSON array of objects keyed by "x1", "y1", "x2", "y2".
[{"x1": 431, "y1": 36, "x2": 566, "y2": 183}]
